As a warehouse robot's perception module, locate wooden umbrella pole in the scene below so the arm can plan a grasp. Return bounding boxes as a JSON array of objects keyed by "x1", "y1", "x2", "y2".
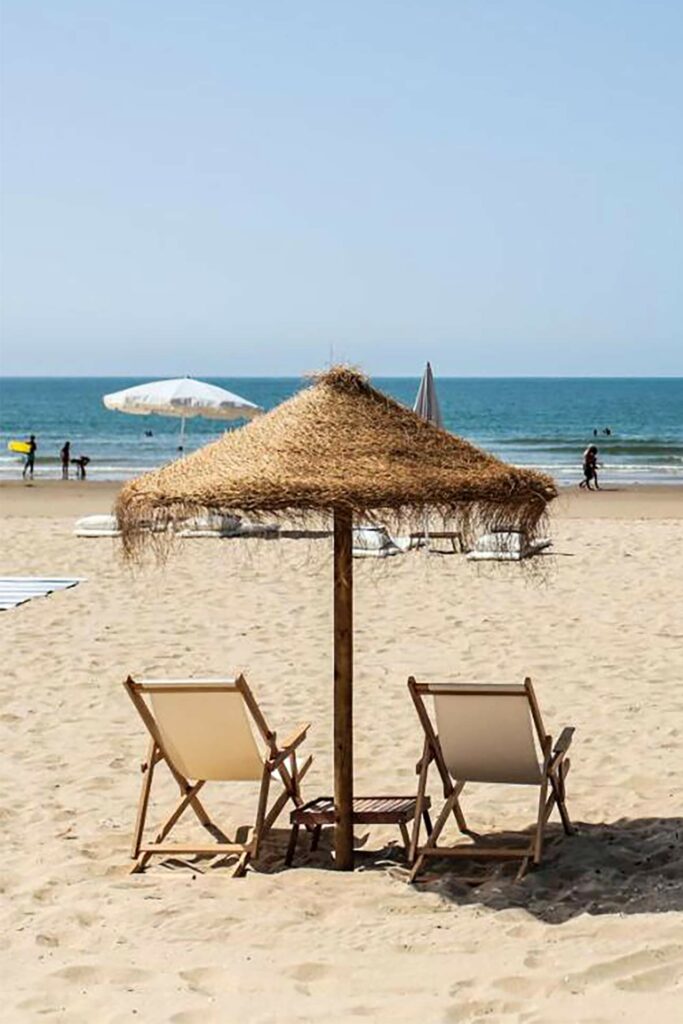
[{"x1": 333, "y1": 507, "x2": 354, "y2": 870}]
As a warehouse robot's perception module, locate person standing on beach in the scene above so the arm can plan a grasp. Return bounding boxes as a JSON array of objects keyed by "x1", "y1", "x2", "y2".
[
  {"x1": 60, "y1": 441, "x2": 71, "y2": 480},
  {"x1": 579, "y1": 444, "x2": 600, "y2": 490},
  {"x1": 22, "y1": 435, "x2": 37, "y2": 480}
]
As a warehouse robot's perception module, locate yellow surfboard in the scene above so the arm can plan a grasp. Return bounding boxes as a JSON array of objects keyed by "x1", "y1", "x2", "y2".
[{"x1": 7, "y1": 440, "x2": 31, "y2": 455}]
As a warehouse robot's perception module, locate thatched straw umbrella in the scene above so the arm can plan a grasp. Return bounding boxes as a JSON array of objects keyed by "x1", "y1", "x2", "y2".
[{"x1": 116, "y1": 367, "x2": 556, "y2": 870}]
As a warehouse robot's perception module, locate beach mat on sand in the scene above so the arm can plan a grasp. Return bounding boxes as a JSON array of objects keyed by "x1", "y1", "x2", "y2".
[{"x1": 0, "y1": 577, "x2": 84, "y2": 611}]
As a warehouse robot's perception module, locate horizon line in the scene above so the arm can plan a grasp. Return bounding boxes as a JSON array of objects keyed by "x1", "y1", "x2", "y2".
[{"x1": 1, "y1": 373, "x2": 682, "y2": 381}]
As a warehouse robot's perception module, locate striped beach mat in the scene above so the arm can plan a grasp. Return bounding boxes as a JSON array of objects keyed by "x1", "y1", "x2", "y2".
[{"x1": 0, "y1": 577, "x2": 85, "y2": 611}]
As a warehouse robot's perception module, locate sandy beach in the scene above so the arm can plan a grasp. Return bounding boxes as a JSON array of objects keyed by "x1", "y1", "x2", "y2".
[{"x1": 1, "y1": 481, "x2": 682, "y2": 1022}]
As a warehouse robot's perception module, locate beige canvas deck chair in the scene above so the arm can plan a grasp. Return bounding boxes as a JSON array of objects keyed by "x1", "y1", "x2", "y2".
[
  {"x1": 408, "y1": 676, "x2": 574, "y2": 881},
  {"x1": 123, "y1": 674, "x2": 312, "y2": 876}
]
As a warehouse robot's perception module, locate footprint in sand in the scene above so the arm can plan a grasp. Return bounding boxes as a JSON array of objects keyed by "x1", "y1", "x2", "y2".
[
  {"x1": 492, "y1": 975, "x2": 546, "y2": 998},
  {"x1": 616, "y1": 961, "x2": 683, "y2": 993},
  {"x1": 170, "y1": 1011, "x2": 210, "y2": 1024},
  {"x1": 287, "y1": 961, "x2": 331, "y2": 983},
  {"x1": 51, "y1": 963, "x2": 150, "y2": 985},
  {"x1": 443, "y1": 997, "x2": 524, "y2": 1022},
  {"x1": 179, "y1": 966, "x2": 226, "y2": 996},
  {"x1": 562, "y1": 945, "x2": 683, "y2": 993}
]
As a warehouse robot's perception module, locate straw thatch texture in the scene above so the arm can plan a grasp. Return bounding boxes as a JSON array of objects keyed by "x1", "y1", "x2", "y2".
[{"x1": 116, "y1": 367, "x2": 556, "y2": 557}]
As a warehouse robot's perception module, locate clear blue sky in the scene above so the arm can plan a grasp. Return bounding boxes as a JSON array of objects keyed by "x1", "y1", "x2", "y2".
[{"x1": 1, "y1": 1, "x2": 681, "y2": 376}]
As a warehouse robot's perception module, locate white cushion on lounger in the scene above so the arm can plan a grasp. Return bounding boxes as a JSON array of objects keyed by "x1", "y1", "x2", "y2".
[
  {"x1": 74, "y1": 514, "x2": 120, "y2": 537},
  {"x1": 466, "y1": 531, "x2": 552, "y2": 561},
  {"x1": 178, "y1": 513, "x2": 243, "y2": 537},
  {"x1": 178, "y1": 514, "x2": 279, "y2": 538},
  {"x1": 352, "y1": 525, "x2": 401, "y2": 558}
]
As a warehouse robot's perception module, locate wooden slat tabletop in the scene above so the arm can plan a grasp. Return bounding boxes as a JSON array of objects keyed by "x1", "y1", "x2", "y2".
[{"x1": 291, "y1": 795, "x2": 430, "y2": 825}]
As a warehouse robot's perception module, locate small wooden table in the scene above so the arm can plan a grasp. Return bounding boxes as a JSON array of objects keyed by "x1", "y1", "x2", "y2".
[
  {"x1": 286, "y1": 795, "x2": 432, "y2": 866},
  {"x1": 408, "y1": 531, "x2": 464, "y2": 553}
]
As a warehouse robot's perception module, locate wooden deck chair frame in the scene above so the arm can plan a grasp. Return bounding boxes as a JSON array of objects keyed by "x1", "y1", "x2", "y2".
[
  {"x1": 123, "y1": 674, "x2": 312, "y2": 877},
  {"x1": 408, "y1": 676, "x2": 574, "y2": 881}
]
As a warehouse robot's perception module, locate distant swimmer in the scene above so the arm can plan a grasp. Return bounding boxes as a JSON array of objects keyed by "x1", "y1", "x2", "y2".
[
  {"x1": 593, "y1": 429, "x2": 598, "y2": 437},
  {"x1": 71, "y1": 455, "x2": 91, "y2": 480},
  {"x1": 144, "y1": 430, "x2": 153, "y2": 437},
  {"x1": 579, "y1": 445, "x2": 600, "y2": 491},
  {"x1": 60, "y1": 440, "x2": 71, "y2": 480},
  {"x1": 603, "y1": 427, "x2": 611, "y2": 436},
  {"x1": 22, "y1": 434, "x2": 37, "y2": 480}
]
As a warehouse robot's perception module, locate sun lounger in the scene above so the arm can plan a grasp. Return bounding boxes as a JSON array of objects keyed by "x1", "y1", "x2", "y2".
[
  {"x1": 177, "y1": 512, "x2": 243, "y2": 537},
  {"x1": 407, "y1": 676, "x2": 575, "y2": 880},
  {"x1": 75, "y1": 512, "x2": 279, "y2": 539},
  {"x1": 466, "y1": 531, "x2": 552, "y2": 561},
  {"x1": 123, "y1": 674, "x2": 312, "y2": 876},
  {"x1": 352, "y1": 525, "x2": 401, "y2": 558},
  {"x1": 74, "y1": 514, "x2": 120, "y2": 537}
]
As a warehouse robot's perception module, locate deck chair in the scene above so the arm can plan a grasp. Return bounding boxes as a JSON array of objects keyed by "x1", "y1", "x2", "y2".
[
  {"x1": 123, "y1": 674, "x2": 312, "y2": 876},
  {"x1": 408, "y1": 676, "x2": 574, "y2": 881}
]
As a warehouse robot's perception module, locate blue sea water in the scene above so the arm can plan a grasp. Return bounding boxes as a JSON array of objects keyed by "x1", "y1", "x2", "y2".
[{"x1": 0, "y1": 376, "x2": 681, "y2": 485}]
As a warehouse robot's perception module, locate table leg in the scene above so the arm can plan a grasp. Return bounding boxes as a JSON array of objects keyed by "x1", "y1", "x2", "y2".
[
  {"x1": 398, "y1": 821, "x2": 411, "y2": 857},
  {"x1": 285, "y1": 824, "x2": 300, "y2": 867}
]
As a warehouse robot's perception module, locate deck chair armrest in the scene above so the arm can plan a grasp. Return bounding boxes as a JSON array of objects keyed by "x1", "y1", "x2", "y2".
[
  {"x1": 415, "y1": 747, "x2": 434, "y2": 774},
  {"x1": 281, "y1": 722, "x2": 310, "y2": 752},
  {"x1": 268, "y1": 723, "x2": 310, "y2": 769},
  {"x1": 553, "y1": 726, "x2": 575, "y2": 756}
]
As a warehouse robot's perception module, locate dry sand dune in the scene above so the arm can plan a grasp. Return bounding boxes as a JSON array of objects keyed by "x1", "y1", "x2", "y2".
[{"x1": 1, "y1": 484, "x2": 682, "y2": 1022}]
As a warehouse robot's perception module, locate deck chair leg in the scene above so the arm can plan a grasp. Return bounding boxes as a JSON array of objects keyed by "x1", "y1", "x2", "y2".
[
  {"x1": 134, "y1": 779, "x2": 207, "y2": 873},
  {"x1": 409, "y1": 853, "x2": 426, "y2": 881},
  {"x1": 450, "y1": 781, "x2": 467, "y2": 834},
  {"x1": 252, "y1": 767, "x2": 271, "y2": 860},
  {"x1": 410, "y1": 741, "x2": 430, "y2": 864},
  {"x1": 551, "y1": 759, "x2": 574, "y2": 835},
  {"x1": 433, "y1": 754, "x2": 468, "y2": 834},
  {"x1": 131, "y1": 739, "x2": 157, "y2": 859},
  {"x1": 279, "y1": 757, "x2": 305, "y2": 810},
  {"x1": 232, "y1": 851, "x2": 251, "y2": 878},
  {"x1": 515, "y1": 856, "x2": 531, "y2": 882},
  {"x1": 409, "y1": 787, "x2": 461, "y2": 882},
  {"x1": 168, "y1": 767, "x2": 213, "y2": 829},
  {"x1": 130, "y1": 854, "x2": 148, "y2": 874},
  {"x1": 533, "y1": 778, "x2": 549, "y2": 865}
]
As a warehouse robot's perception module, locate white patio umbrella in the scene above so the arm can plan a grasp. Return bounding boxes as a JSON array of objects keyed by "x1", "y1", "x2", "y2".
[
  {"x1": 103, "y1": 377, "x2": 263, "y2": 450},
  {"x1": 413, "y1": 361, "x2": 444, "y2": 429},
  {"x1": 413, "y1": 362, "x2": 444, "y2": 548}
]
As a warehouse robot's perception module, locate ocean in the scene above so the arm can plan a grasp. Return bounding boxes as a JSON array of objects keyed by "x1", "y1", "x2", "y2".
[{"x1": 1, "y1": 376, "x2": 681, "y2": 485}]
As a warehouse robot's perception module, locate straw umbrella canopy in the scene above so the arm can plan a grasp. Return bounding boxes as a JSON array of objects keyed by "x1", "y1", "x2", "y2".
[{"x1": 117, "y1": 367, "x2": 556, "y2": 870}]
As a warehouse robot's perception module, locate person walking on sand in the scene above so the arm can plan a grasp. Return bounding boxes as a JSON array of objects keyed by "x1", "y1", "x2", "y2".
[
  {"x1": 579, "y1": 444, "x2": 600, "y2": 490},
  {"x1": 60, "y1": 440, "x2": 71, "y2": 480},
  {"x1": 22, "y1": 434, "x2": 37, "y2": 480}
]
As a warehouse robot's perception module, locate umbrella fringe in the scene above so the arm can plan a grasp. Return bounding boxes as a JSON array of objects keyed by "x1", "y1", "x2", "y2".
[{"x1": 115, "y1": 366, "x2": 556, "y2": 563}]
